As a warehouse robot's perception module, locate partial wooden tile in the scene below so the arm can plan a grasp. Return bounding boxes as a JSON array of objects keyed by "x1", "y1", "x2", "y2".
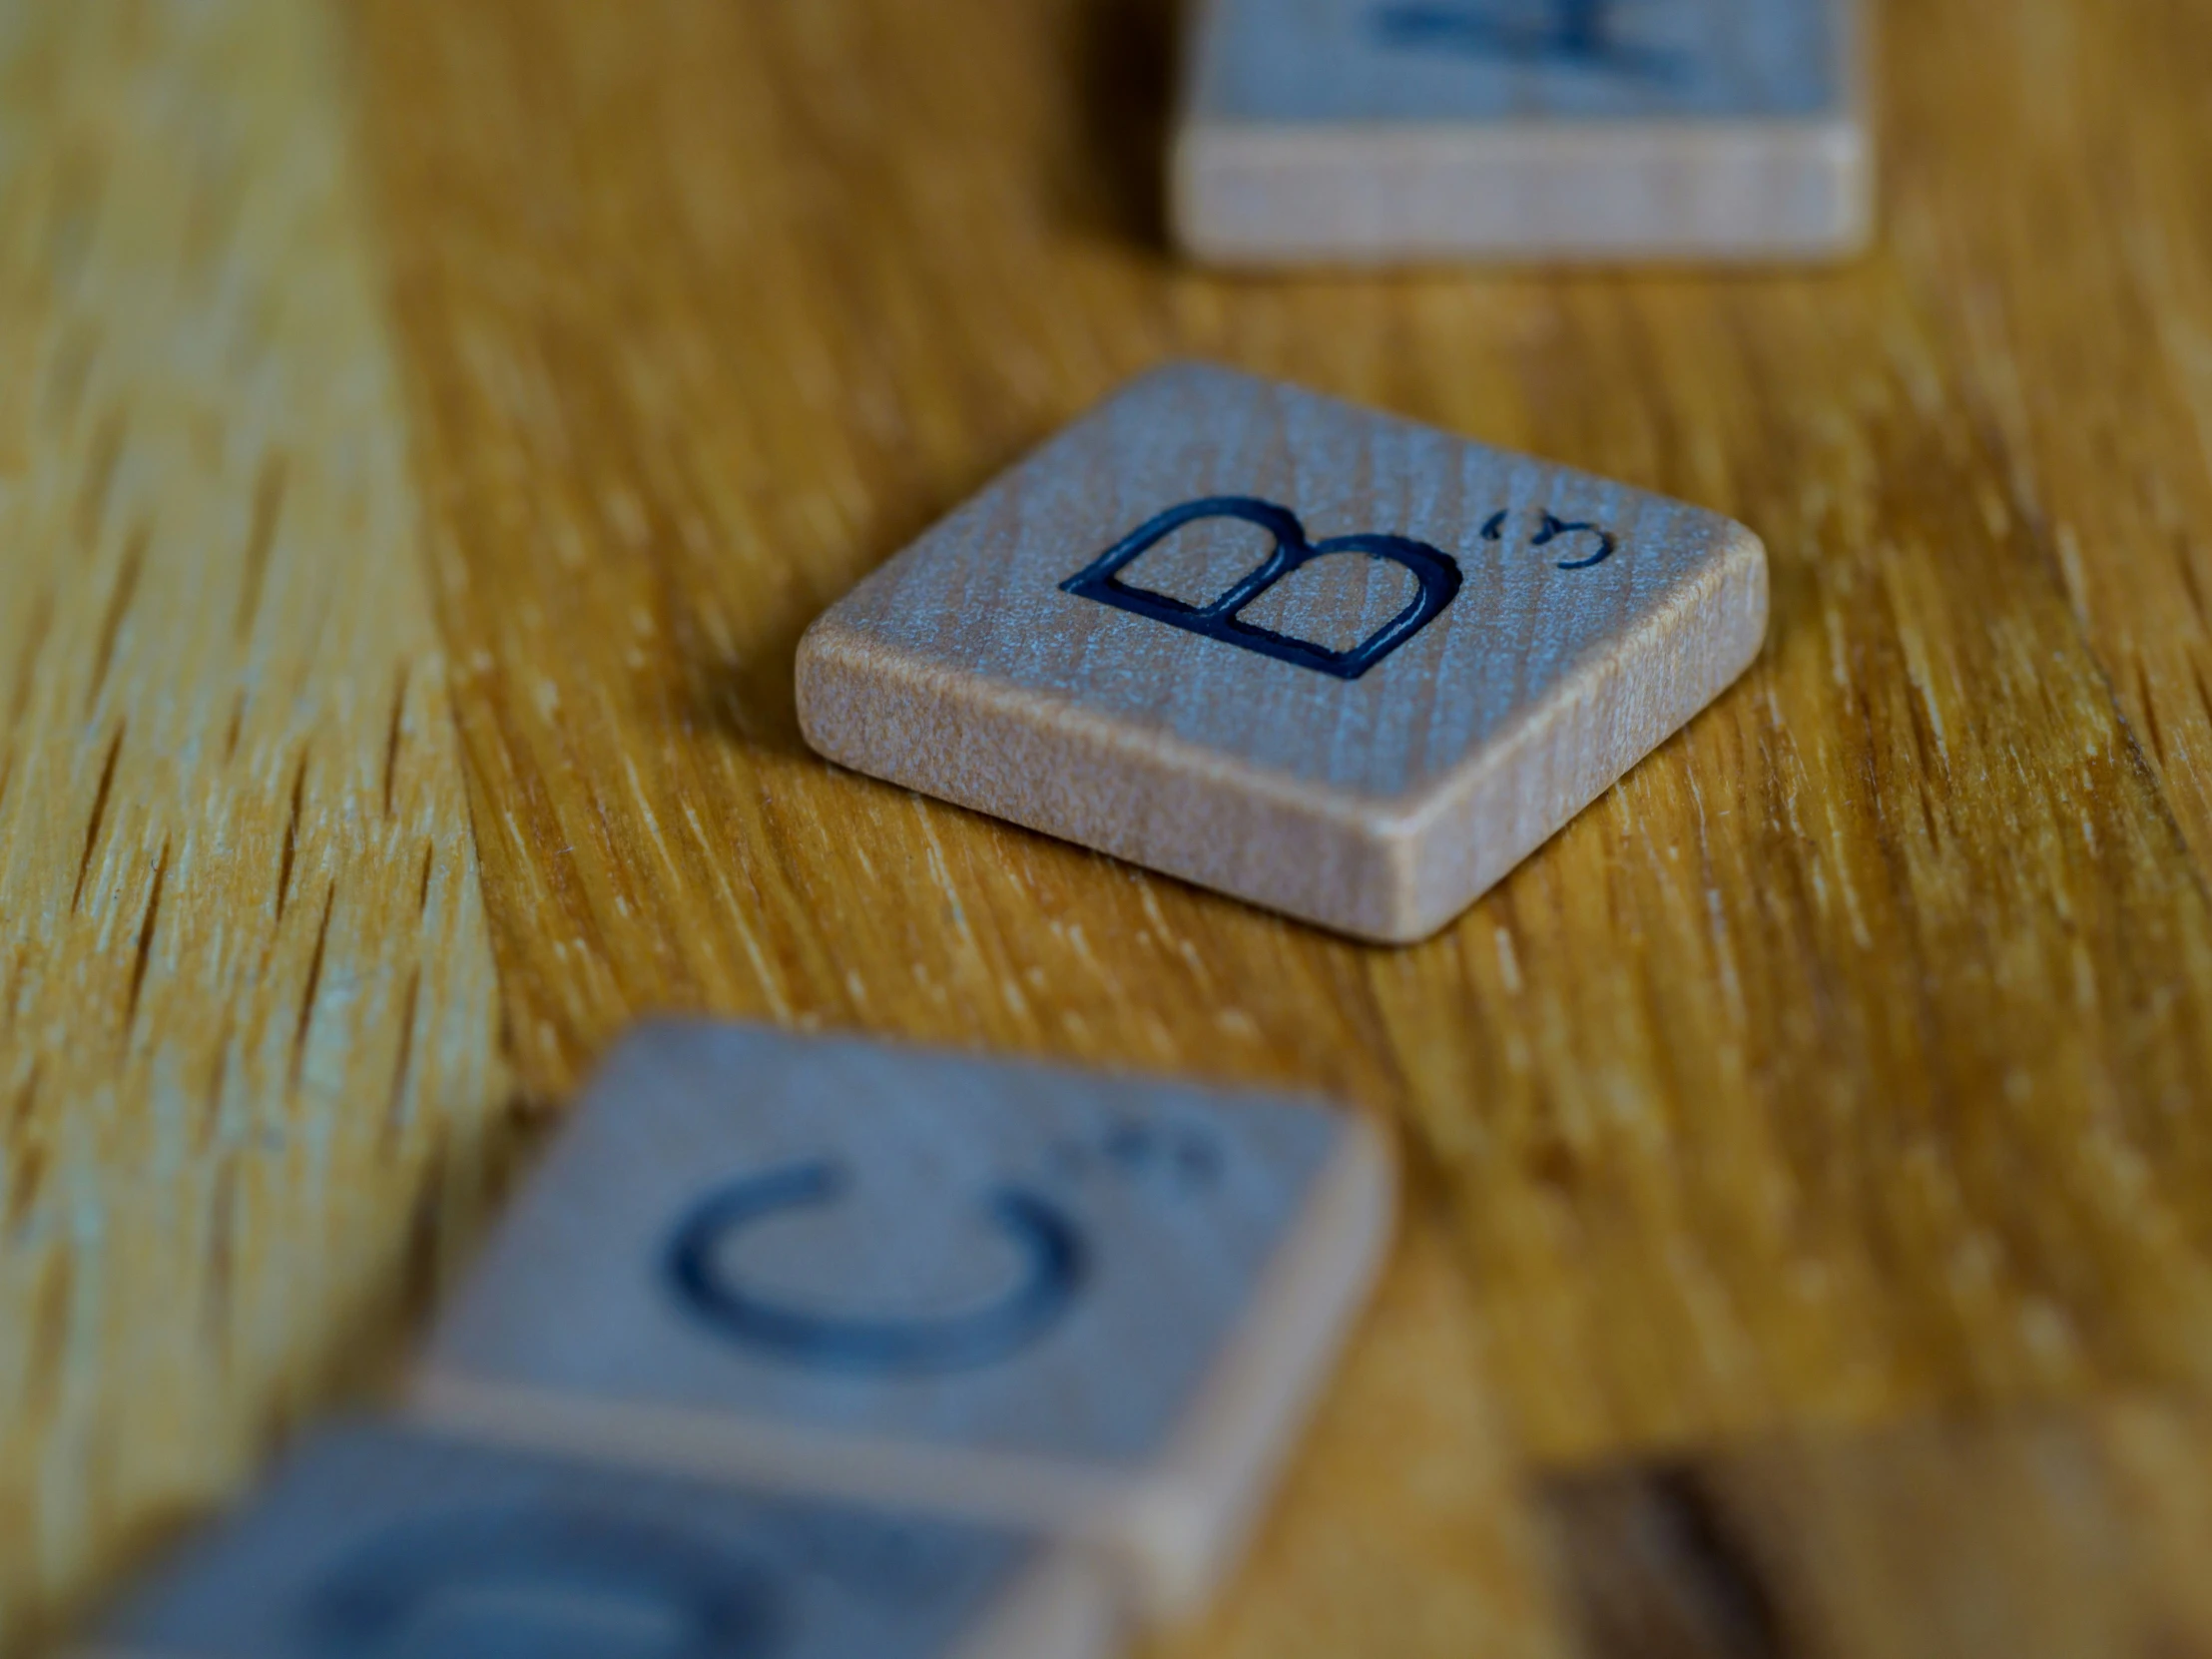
[
  {"x1": 796, "y1": 362, "x2": 1767, "y2": 943},
  {"x1": 1539, "y1": 1399, "x2": 2212, "y2": 1659},
  {"x1": 78, "y1": 1423, "x2": 1116, "y2": 1659},
  {"x1": 1173, "y1": 0, "x2": 1870, "y2": 265},
  {"x1": 411, "y1": 1022, "x2": 1394, "y2": 1624}
]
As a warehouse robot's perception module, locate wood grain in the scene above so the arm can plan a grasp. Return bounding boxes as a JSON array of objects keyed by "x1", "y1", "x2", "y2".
[
  {"x1": 0, "y1": 1, "x2": 506, "y2": 1647},
  {"x1": 796, "y1": 360, "x2": 1769, "y2": 942},
  {"x1": 14, "y1": 0, "x2": 2212, "y2": 1651},
  {"x1": 354, "y1": 0, "x2": 2212, "y2": 1457}
]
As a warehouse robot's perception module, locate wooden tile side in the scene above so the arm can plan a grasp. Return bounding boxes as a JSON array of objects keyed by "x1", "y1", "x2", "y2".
[
  {"x1": 799, "y1": 516, "x2": 1765, "y2": 941},
  {"x1": 797, "y1": 617, "x2": 1408, "y2": 937},
  {"x1": 959, "y1": 1552, "x2": 1124, "y2": 1659},
  {"x1": 1132, "y1": 1114, "x2": 1396, "y2": 1618},
  {"x1": 1398, "y1": 522, "x2": 1769, "y2": 937},
  {"x1": 407, "y1": 1369, "x2": 1138, "y2": 1535}
]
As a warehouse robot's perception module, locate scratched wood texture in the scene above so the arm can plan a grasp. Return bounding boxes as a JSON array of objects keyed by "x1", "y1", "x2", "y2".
[
  {"x1": 11, "y1": 0, "x2": 2212, "y2": 1653},
  {"x1": 0, "y1": 1, "x2": 508, "y2": 1649},
  {"x1": 362, "y1": 0, "x2": 2212, "y2": 1438}
]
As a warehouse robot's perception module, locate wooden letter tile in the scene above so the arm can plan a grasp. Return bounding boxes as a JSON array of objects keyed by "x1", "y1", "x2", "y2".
[
  {"x1": 797, "y1": 362, "x2": 1767, "y2": 942},
  {"x1": 79, "y1": 1423, "x2": 1117, "y2": 1659},
  {"x1": 1173, "y1": 0, "x2": 1869, "y2": 264},
  {"x1": 411, "y1": 1022, "x2": 1394, "y2": 1623}
]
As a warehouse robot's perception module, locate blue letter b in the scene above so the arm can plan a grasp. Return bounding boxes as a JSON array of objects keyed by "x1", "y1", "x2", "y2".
[{"x1": 1061, "y1": 497, "x2": 1462, "y2": 681}]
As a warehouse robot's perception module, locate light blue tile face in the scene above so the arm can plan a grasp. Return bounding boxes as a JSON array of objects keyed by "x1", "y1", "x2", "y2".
[
  {"x1": 825, "y1": 362, "x2": 1748, "y2": 803},
  {"x1": 425, "y1": 1023, "x2": 1347, "y2": 1468},
  {"x1": 94, "y1": 1425, "x2": 1037, "y2": 1659},
  {"x1": 1195, "y1": 0, "x2": 1846, "y2": 124}
]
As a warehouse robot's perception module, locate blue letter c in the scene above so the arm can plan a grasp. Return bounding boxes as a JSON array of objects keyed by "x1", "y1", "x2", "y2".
[{"x1": 662, "y1": 1162, "x2": 1087, "y2": 1375}]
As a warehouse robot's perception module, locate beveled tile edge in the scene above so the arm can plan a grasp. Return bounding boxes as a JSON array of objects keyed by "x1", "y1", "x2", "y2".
[
  {"x1": 797, "y1": 622, "x2": 1406, "y2": 937},
  {"x1": 1123, "y1": 1110, "x2": 1397, "y2": 1621},
  {"x1": 403, "y1": 1369, "x2": 1137, "y2": 1535},
  {"x1": 1392, "y1": 520, "x2": 1769, "y2": 938},
  {"x1": 961, "y1": 1547, "x2": 1126, "y2": 1659},
  {"x1": 1172, "y1": 118, "x2": 1872, "y2": 266},
  {"x1": 796, "y1": 521, "x2": 1767, "y2": 942}
]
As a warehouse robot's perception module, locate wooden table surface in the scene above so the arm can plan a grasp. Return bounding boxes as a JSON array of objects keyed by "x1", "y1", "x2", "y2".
[{"x1": 6, "y1": 0, "x2": 2212, "y2": 1652}]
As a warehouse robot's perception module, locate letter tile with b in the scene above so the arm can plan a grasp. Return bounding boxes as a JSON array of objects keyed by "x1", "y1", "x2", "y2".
[
  {"x1": 798, "y1": 361, "x2": 1768, "y2": 942},
  {"x1": 75, "y1": 1423, "x2": 1113, "y2": 1659},
  {"x1": 410, "y1": 1022, "x2": 1394, "y2": 1625}
]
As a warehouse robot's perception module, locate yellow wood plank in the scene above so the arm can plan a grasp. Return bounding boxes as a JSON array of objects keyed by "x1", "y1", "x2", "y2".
[
  {"x1": 1880, "y1": 0, "x2": 2212, "y2": 870},
  {"x1": 17, "y1": 0, "x2": 2212, "y2": 1650},
  {"x1": 339, "y1": 0, "x2": 2212, "y2": 1649},
  {"x1": 0, "y1": 1, "x2": 505, "y2": 1646},
  {"x1": 357, "y1": 0, "x2": 2212, "y2": 1466}
]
